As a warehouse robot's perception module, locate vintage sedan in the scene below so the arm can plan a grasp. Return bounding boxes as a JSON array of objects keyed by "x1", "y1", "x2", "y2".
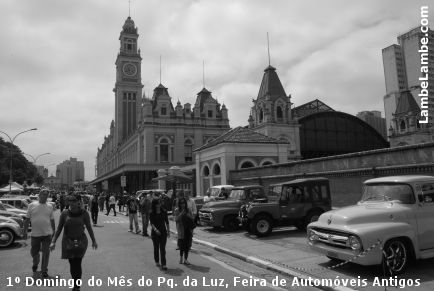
[
  {"x1": 0, "y1": 216, "x2": 23, "y2": 247},
  {"x1": 307, "y1": 175, "x2": 434, "y2": 275}
]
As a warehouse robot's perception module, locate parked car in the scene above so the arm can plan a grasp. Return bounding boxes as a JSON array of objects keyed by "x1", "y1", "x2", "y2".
[
  {"x1": 136, "y1": 189, "x2": 166, "y2": 200},
  {"x1": 307, "y1": 175, "x2": 434, "y2": 275},
  {"x1": 199, "y1": 185, "x2": 266, "y2": 230},
  {"x1": 192, "y1": 185, "x2": 235, "y2": 215},
  {"x1": 0, "y1": 210, "x2": 25, "y2": 229},
  {"x1": 0, "y1": 197, "x2": 30, "y2": 210},
  {"x1": 0, "y1": 216, "x2": 23, "y2": 247},
  {"x1": 239, "y1": 177, "x2": 331, "y2": 237}
]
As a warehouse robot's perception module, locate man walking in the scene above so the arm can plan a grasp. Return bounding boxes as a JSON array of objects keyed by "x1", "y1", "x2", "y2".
[
  {"x1": 23, "y1": 189, "x2": 55, "y2": 278},
  {"x1": 98, "y1": 192, "x2": 105, "y2": 212},
  {"x1": 139, "y1": 193, "x2": 151, "y2": 236},
  {"x1": 106, "y1": 193, "x2": 116, "y2": 216},
  {"x1": 126, "y1": 193, "x2": 140, "y2": 234}
]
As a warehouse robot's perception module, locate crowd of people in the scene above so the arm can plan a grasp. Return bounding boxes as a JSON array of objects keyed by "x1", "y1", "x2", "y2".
[{"x1": 24, "y1": 188, "x2": 196, "y2": 291}]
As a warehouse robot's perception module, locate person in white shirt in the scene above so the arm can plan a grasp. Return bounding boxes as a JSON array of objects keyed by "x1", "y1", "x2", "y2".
[
  {"x1": 24, "y1": 189, "x2": 55, "y2": 278},
  {"x1": 203, "y1": 190, "x2": 215, "y2": 203},
  {"x1": 106, "y1": 194, "x2": 117, "y2": 216}
]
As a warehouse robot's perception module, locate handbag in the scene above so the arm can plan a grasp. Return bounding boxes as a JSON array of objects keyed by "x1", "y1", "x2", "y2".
[{"x1": 65, "y1": 236, "x2": 86, "y2": 252}]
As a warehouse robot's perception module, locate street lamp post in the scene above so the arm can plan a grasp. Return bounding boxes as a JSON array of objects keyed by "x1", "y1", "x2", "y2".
[
  {"x1": 0, "y1": 128, "x2": 38, "y2": 194},
  {"x1": 23, "y1": 152, "x2": 51, "y2": 164}
]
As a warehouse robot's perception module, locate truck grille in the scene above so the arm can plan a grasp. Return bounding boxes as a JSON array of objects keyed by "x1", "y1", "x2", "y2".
[
  {"x1": 310, "y1": 227, "x2": 351, "y2": 249},
  {"x1": 199, "y1": 211, "x2": 212, "y2": 222}
]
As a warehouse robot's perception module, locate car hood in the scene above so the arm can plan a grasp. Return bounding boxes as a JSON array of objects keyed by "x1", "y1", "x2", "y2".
[
  {"x1": 318, "y1": 202, "x2": 408, "y2": 226},
  {"x1": 205, "y1": 200, "x2": 243, "y2": 209}
]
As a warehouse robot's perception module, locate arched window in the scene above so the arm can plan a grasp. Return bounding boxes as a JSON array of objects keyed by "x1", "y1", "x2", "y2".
[
  {"x1": 259, "y1": 109, "x2": 264, "y2": 123},
  {"x1": 213, "y1": 164, "x2": 221, "y2": 175},
  {"x1": 160, "y1": 138, "x2": 169, "y2": 162},
  {"x1": 185, "y1": 139, "x2": 193, "y2": 162},
  {"x1": 240, "y1": 161, "x2": 254, "y2": 169},
  {"x1": 276, "y1": 106, "x2": 283, "y2": 119},
  {"x1": 400, "y1": 120, "x2": 406, "y2": 131},
  {"x1": 203, "y1": 166, "x2": 210, "y2": 176}
]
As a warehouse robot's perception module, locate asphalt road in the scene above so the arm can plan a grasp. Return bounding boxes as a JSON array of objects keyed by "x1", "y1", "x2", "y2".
[{"x1": 0, "y1": 210, "x2": 318, "y2": 291}]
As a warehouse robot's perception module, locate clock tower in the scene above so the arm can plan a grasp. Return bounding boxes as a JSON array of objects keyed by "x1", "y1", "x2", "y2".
[{"x1": 114, "y1": 16, "x2": 143, "y2": 145}]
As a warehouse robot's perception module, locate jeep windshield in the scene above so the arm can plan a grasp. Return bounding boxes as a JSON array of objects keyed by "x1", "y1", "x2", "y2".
[{"x1": 360, "y1": 183, "x2": 415, "y2": 204}]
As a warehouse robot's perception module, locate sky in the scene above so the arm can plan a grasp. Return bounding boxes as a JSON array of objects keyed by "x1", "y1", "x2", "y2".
[{"x1": 0, "y1": 0, "x2": 432, "y2": 181}]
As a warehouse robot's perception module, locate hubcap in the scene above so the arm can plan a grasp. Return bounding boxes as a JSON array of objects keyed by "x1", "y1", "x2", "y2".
[
  {"x1": 0, "y1": 231, "x2": 13, "y2": 246},
  {"x1": 257, "y1": 219, "x2": 269, "y2": 233},
  {"x1": 384, "y1": 240, "x2": 407, "y2": 273}
]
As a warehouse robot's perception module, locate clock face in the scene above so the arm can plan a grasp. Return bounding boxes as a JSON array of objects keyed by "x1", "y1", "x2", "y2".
[{"x1": 123, "y1": 63, "x2": 137, "y2": 76}]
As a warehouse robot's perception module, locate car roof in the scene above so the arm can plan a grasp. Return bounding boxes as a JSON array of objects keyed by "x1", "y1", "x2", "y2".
[
  {"x1": 270, "y1": 177, "x2": 329, "y2": 186},
  {"x1": 231, "y1": 185, "x2": 263, "y2": 190},
  {"x1": 210, "y1": 185, "x2": 234, "y2": 189},
  {"x1": 365, "y1": 175, "x2": 434, "y2": 184}
]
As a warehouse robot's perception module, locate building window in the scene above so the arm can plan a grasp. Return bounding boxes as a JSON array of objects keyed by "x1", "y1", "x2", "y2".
[
  {"x1": 208, "y1": 110, "x2": 213, "y2": 118},
  {"x1": 276, "y1": 106, "x2": 283, "y2": 119},
  {"x1": 159, "y1": 138, "x2": 169, "y2": 162},
  {"x1": 161, "y1": 106, "x2": 167, "y2": 116},
  {"x1": 240, "y1": 161, "x2": 254, "y2": 169},
  {"x1": 259, "y1": 109, "x2": 264, "y2": 123},
  {"x1": 184, "y1": 139, "x2": 193, "y2": 162},
  {"x1": 203, "y1": 166, "x2": 210, "y2": 176},
  {"x1": 213, "y1": 164, "x2": 221, "y2": 175},
  {"x1": 400, "y1": 120, "x2": 406, "y2": 131}
]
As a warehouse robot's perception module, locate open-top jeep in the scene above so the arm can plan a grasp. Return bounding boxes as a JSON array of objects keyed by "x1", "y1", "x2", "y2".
[
  {"x1": 307, "y1": 175, "x2": 434, "y2": 275},
  {"x1": 239, "y1": 177, "x2": 331, "y2": 237},
  {"x1": 199, "y1": 185, "x2": 266, "y2": 230}
]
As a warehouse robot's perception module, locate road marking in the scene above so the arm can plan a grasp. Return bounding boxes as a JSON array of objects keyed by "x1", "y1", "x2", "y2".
[{"x1": 201, "y1": 254, "x2": 287, "y2": 291}]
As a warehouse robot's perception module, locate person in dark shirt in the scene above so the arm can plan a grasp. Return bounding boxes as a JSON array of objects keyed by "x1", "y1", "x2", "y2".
[
  {"x1": 90, "y1": 194, "x2": 99, "y2": 226},
  {"x1": 150, "y1": 199, "x2": 170, "y2": 270}
]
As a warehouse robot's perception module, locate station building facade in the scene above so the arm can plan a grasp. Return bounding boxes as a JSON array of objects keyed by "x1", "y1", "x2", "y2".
[{"x1": 93, "y1": 17, "x2": 230, "y2": 194}]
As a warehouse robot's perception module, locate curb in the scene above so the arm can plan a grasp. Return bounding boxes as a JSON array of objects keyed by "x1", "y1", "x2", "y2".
[{"x1": 168, "y1": 227, "x2": 356, "y2": 291}]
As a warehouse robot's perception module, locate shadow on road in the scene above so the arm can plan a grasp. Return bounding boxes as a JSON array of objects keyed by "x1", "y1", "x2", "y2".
[{"x1": 0, "y1": 241, "x2": 27, "y2": 251}]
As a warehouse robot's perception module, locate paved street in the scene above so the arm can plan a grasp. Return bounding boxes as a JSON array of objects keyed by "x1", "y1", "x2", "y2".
[{"x1": 0, "y1": 210, "x2": 316, "y2": 291}]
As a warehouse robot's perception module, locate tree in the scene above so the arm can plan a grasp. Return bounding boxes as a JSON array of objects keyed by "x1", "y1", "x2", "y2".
[{"x1": 0, "y1": 137, "x2": 39, "y2": 186}]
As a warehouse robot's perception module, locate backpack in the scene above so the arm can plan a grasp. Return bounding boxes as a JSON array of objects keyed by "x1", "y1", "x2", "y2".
[{"x1": 129, "y1": 199, "x2": 137, "y2": 212}]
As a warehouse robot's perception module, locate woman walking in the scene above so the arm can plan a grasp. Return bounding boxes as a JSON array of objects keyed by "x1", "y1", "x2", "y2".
[
  {"x1": 149, "y1": 198, "x2": 170, "y2": 271},
  {"x1": 174, "y1": 197, "x2": 194, "y2": 265},
  {"x1": 50, "y1": 194, "x2": 98, "y2": 291}
]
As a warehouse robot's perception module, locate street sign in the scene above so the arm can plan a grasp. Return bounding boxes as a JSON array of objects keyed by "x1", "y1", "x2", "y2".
[{"x1": 121, "y1": 175, "x2": 126, "y2": 187}]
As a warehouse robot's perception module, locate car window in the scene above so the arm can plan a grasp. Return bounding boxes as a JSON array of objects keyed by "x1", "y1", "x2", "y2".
[
  {"x1": 250, "y1": 188, "x2": 265, "y2": 199},
  {"x1": 421, "y1": 183, "x2": 434, "y2": 203},
  {"x1": 361, "y1": 183, "x2": 415, "y2": 204},
  {"x1": 229, "y1": 190, "x2": 246, "y2": 200},
  {"x1": 287, "y1": 186, "x2": 304, "y2": 203}
]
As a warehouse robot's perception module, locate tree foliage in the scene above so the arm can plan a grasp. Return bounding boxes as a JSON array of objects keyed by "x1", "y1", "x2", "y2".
[{"x1": 0, "y1": 137, "x2": 43, "y2": 187}]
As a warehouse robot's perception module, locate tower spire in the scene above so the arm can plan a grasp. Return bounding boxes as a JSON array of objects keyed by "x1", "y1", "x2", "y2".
[{"x1": 267, "y1": 32, "x2": 271, "y2": 66}]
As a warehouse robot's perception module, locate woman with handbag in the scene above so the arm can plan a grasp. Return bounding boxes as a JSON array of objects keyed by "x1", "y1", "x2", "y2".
[
  {"x1": 174, "y1": 197, "x2": 194, "y2": 265},
  {"x1": 50, "y1": 194, "x2": 98, "y2": 291},
  {"x1": 149, "y1": 198, "x2": 170, "y2": 271}
]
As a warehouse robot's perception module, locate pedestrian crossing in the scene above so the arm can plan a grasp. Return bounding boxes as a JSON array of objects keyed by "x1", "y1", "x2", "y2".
[{"x1": 103, "y1": 220, "x2": 128, "y2": 224}]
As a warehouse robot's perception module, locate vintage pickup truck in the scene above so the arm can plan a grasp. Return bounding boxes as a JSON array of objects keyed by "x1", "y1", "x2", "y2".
[
  {"x1": 199, "y1": 185, "x2": 266, "y2": 230},
  {"x1": 307, "y1": 175, "x2": 434, "y2": 275},
  {"x1": 239, "y1": 177, "x2": 331, "y2": 236}
]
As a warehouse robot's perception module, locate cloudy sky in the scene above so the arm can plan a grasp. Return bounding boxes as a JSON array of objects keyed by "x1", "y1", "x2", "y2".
[{"x1": 0, "y1": 0, "x2": 431, "y2": 181}]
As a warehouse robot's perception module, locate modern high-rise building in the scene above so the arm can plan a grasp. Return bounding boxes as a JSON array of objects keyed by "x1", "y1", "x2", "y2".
[
  {"x1": 382, "y1": 26, "x2": 434, "y2": 135},
  {"x1": 356, "y1": 111, "x2": 387, "y2": 140},
  {"x1": 56, "y1": 157, "x2": 85, "y2": 188}
]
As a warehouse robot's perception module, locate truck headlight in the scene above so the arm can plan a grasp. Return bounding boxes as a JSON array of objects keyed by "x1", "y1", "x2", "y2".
[
  {"x1": 348, "y1": 236, "x2": 362, "y2": 251},
  {"x1": 307, "y1": 229, "x2": 318, "y2": 242}
]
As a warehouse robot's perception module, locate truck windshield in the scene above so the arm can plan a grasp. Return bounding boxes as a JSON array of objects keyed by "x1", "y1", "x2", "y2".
[
  {"x1": 229, "y1": 190, "x2": 246, "y2": 200},
  {"x1": 360, "y1": 183, "x2": 415, "y2": 204}
]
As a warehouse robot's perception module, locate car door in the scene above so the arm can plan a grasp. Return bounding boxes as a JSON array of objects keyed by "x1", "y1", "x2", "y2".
[
  {"x1": 284, "y1": 185, "x2": 306, "y2": 220},
  {"x1": 415, "y1": 182, "x2": 434, "y2": 251}
]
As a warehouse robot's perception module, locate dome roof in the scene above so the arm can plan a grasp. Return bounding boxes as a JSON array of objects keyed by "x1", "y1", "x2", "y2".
[{"x1": 122, "y1": 16, "x2": 137, "y2": 34}]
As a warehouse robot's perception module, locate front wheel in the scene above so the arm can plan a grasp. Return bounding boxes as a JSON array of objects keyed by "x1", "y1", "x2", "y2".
[
  {"x1": 253, "y1": 215, "x2": 272, "y2": 237},
  {"x1": 0, "y1": 229, "x2": 15, "y2": 248},
  {"x1": 302, "y1": 211, "x2": 322, "y2": 230},
  {"x1": 382, "y1": 239, "x2": 409, "y2": 275}
]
